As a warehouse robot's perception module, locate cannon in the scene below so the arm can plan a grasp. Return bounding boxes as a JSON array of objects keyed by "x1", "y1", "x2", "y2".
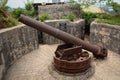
[
  {"x1": 18, "y1": 15, "x2": 107, "y2": 58},
  {"x1": 18, "y1": 15, "x2": 108, "y2": 74}
]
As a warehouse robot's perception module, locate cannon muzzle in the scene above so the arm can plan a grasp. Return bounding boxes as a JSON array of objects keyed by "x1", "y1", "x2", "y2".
[{"x1": 18, "y1": 15, "x2": 107, "y2": 58}]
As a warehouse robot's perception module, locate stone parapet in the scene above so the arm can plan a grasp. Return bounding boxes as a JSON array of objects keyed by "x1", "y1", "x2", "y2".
[
  {"x1": 90, "y1": 21, "x2": 120, "y2": 54},
  {"x1": 0, "y1": 25, "x2": 39, "y2": 80},
  {"x1": 42, "y1": 19, "x2": 85, "y2": 44}
]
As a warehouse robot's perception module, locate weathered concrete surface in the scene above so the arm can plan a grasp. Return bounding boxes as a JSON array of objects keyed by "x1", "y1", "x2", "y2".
[
  {"x1": 90, "y1": 21, "x2": 120, "y2": 54},
  {"x1": 0, "y1": 65, "x2": 4, "y2": 80},
  {"x1": 42, "y1": 19, "x2": 85, "y2": 44},
  {"x1": 0, "y1": 25, "x2": 39, "y2": 80},
  {"x1": 38, "y1": 4, "x2": 80, "y2": 19},
  {"x1": 3, "y1": 45, "x2": 120, "y2": 80}
]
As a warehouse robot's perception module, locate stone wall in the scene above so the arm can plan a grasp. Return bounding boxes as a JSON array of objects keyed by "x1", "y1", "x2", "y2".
[
  {"x1": 0, "y1": 25, "x2": 39, "y2": 80},
  {"x1": 38, "y1": 4, "x2": 80, "y2": 19},
  {"x1": 42, "y1": 19, "x2": 85, "y2": 44},
  {"x1": 90, "y1": 21, "x2": 120, "y2": 54}
]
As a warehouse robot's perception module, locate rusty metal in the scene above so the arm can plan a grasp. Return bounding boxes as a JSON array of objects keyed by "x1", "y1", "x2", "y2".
[
  {"x1": 18, "y1": 15, "x2": 108, "y2": 58},
  {"x1": 54, "y1": 44, "x2": 91, "y2": 73}
]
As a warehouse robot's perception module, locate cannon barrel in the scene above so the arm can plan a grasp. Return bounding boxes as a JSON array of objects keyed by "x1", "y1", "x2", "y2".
[{"x1": 18, "y1": 15, "x2": 107, "y2": 58}]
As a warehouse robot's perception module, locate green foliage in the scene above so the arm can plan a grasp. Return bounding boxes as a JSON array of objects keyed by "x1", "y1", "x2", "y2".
[
  {"x1": 0, "y1": 0, "x2": 18, "y2": 29},
  {"x1": 66, "y1": 14, "x2": 76, "y2": 21},
  {"x1": 0, "y1": 17, "x2": 18, "y2": 29},
  {"x1": 78, "y1": 0, "x2": 120, "y2": 34},
  {"x1": 11, "y1": 8, "x2": 25, "y2": 18},
  {"x1": 82, "y1": 11, "x2": 97, "y2": 25},
  {"x1": 0, "y1": 0, "x2": 9, "y2": 10},
  {"x1": 25, "y1": 0, "x2": 34, "y2": 11},
  {"x1": 97, "y1": 16, "x2": 120, "y2": 26},
  {"x1": 24, "y1": 0, "x2": 35, "y2": 17},
  {"x1": 11, "y1": 0, "x2": 35, "y2": 19},
  {"x1": 82, "y1": 11, "x2": 113, "y2": 25},
  {"x1": 96, "y1": 13, "x2": 112, "y2": 19},
  {"x1": 24, "y1": 10, "x2": 35, "y2": 17},
  {"x1": 81, "y1": 11, "x2": 97, "y2": 34},
  {"x1": 107, "y1": 1, "x2": 120, "y2": 13},
  {"x1": 62, "y1": 14, "x2": 76, "y2": 21},
  {"x1": 39, "y1": 14, "x2": 50, "y2": 22},
  {"x1": 81, "y1": 11, "x2": 120, "y2": 34},
  {"x1": 94, "y1": 12, "x2": 120, "y2": 26},
  {"x1": 70, "y1": 0, "x2": 76, "y2": 3},
  {"x1": 82, "y1": 11, "x2": 120, "y2": 26}
]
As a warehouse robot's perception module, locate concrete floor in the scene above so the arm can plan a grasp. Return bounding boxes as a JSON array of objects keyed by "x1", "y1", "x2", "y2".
[{"x1": 3, "y1": 44, "x2": 120, "y2": 80}]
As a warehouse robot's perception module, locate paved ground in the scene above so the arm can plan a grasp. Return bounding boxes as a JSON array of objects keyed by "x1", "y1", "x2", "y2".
[{"x1": 3, "y1": 44, "x2": 120, "y2": 80}]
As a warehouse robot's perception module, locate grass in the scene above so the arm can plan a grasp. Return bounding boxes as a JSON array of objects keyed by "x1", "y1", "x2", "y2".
[
  {"x1": 62, "y1": 14, "x2": 76, "y2": 21},
  {"x1": 0, "y1": 17, "x2": 18, "y2": 29},
  {"x1": 39, "y1": 14, "x2": 50, "y2": 22},
  {"x1": 97, "y1": 17, "x2": 120, "y2": 26}
]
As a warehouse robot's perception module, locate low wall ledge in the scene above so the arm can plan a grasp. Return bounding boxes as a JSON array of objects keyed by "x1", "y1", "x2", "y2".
[
  {"x1": 91, "y1": 21, "x2": 120, "y2": 30},
  {"x1": 0, "y1": 24, "x2": 26, "y2": 33}
]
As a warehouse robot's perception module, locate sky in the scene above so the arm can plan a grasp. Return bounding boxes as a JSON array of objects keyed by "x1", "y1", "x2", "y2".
[
  {"x1": 7, "y1": 0, "x2": 52, "y2": 8},
  {"x1": 7, "y1": 0, "x2": 120, "y2": 8},
  {"x1": 7, "y1": 0, "x2": 65, "y2": 8}
]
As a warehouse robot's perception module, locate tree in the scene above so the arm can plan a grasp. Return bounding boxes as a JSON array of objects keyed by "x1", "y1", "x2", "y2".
[
  {"x1": 0, "y1": 0, "x2": 9, "y2": 10},
  {"x1": 0, "y1": 0, "x2": 17, "y2": 29},
  {"x1": 107, "y1": 0, "x2": 120, "y2": 14},
  {"x1": 0, "y1": 0, "x2": 9, "y2": 17}
]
